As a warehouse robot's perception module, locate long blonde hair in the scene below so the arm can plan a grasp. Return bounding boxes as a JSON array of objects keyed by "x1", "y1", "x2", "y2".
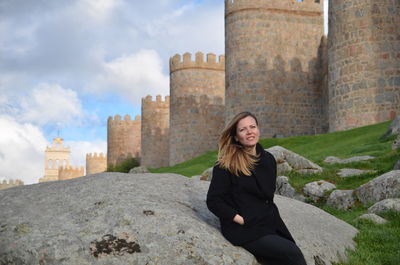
[{"x1": 217, "y1": 111, "x2": 259, "y2": 176}]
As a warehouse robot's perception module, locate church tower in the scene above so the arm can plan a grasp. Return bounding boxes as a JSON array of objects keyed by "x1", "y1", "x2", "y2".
[{"x1": 39, "y1": 137, "x2": 71, "y2": 182}]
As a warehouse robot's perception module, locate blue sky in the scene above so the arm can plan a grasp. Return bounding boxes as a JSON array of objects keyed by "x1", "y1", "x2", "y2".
[{"x1": 0, "y1": 0, "x2": 328, "y2": 184}]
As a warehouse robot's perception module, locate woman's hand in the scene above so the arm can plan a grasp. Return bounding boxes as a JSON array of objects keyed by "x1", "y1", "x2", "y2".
[{"x1": 233, "y1": 214, "x2": 244, "y2": 225}]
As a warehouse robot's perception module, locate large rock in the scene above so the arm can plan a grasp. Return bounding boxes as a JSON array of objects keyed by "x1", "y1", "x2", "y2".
[
  {"x1": 266, "y1": 146, "x2": 323, "y2": 175},
  {"x1": 324, "y1": 156, "x2": 375, "y2": 165},
  {"x1": 354, "y1": 170, "x2": 400, "y2": 205},
  {"x1": 368, "y1": 198, "x2": 400, "y2": 215},
  {"x1": 199, "y1": 167, "x2": 213, "y2": 181},
  {"x1": 382, "y1": 116, "x2": 400, "y2": 138},
  {"x1": 326, "y1": 190, "x2": 355, "y2": 210},
  {"x1": 393, "y1": 134, "x2": 400, "y2": 150},
  {"x1": 129, "y1": 166, "x2": 150, "y2": 174},
  {"x1": 355, "y1": 214, "x2": 387, "y2": 224},
  {"x1": 275, "y1": 176, "x2": 305, "y2": 202},
  {"x1": 394, "y1": 160, "x2": 400, "y2": 170},
  {"x1": 337, "y1": 168, "x2": 376, "y2": 178},
  {"x1": 0, "y1": 173, "x2": 357, "y2": 265},
  {"x1": 303, "y1": 180, "x2": 337, "y2": 202}
]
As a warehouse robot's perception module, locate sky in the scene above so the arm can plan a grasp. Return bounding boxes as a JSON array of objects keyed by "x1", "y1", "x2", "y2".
[{"x1": 0, "y1": 0, "x2": 328, "y2": 185}]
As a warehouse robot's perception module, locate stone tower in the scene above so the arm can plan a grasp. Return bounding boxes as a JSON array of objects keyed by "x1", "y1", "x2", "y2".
[
  {"x1": 169, "y1": 52, "x2": 225, "y2": 165},
  {"x1": 225, "y1": 0, "x2": 327, "y2": 137},
  {"x1": 86, "y1": 152, "x2": 107, "y2": 175},
  {"x1": 39, "y1": 137, "x2": 71, "y2": 182},
  {"x1": 328, "y1": 0, "x2": 400, "y2": 131},
  {"x1": 107, "y1": 114, "x2": 141, "y2": 167},
  {"x1": 141, "y1": 95, "x2": 170, "y2": 168}
]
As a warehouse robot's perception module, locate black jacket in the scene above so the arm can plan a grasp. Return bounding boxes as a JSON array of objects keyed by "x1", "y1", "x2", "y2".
[{"x1": 206, "y1": 143, "x2": 295, "y2": 246}]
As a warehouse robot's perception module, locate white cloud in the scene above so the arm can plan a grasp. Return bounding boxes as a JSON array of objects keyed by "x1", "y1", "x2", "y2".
[
  {"x1": 91, "y1": 49, "x2": 169, "y2": 102},
  {"x1": 19, "y1": 83, "x2": 83, "y2": 126},
  {"x1": 0, "y1": 115, "x2": 48, "y2": 184},
  {"x1": 66, "y1": 140, "x2": 107, "y2": 171}
]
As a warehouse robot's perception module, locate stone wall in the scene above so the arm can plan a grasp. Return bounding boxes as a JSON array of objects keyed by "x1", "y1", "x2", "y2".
[
  {"x1": 58, "y1": 166, "x2": 85, "y2": 181},
  {"x1": 328, "y1": 0, "x2": 400, "y2": 131},
  {"x1": 141, "y1": 95, "x2": 170, "y2": 168},
  {"x1": 107, "y1": 114, "x2": 141, "y2": 167},
  {"x1": 0, "y1": 179, "x2": 24, "y2": 190},
  {"x1": 169, "y1": 52, "x2": 225, "y2": 165},
  {"x1": 225, "y1": 0, "x2": 328, "y2": 138},
  {"x1": 86, "y1": 152, "x2": 107, "y2": 175}
]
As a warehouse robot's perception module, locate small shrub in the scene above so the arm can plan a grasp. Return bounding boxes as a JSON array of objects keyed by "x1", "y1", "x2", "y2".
[{"x1": 107, "y1": 157, "x2": 139, "y2": 173}]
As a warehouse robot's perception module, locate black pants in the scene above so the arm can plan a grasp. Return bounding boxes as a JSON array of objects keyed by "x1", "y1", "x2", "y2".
[{"x1": 242, "y1": 234, "x2": 307, "y2": 265}]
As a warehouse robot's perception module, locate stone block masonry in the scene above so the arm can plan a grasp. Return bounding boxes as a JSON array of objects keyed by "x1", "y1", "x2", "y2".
[
  {"x1": 58, "y1": 166, "x2": 85, "y2": 181},
  {"x1": 107, "y1": 114, "x2": 141, "y2": 167},
  {"x1": 224, "y1": 0, "x2": 328, "y2": 138},
  {"x1": 169, "y1": 52, "x2": 225, "y2": 166},
  {"x1": 141, "y1": 95, "x2": 170, "y2": 168},
  {"x1": 0, "y1": 179, "x2": 24, "y2": 190},
  {"x1": 86, "y1": 152, "x2": 107, "y2": 175},
  {"x1": 328, "y1": 0, "x2": 400, "y2": 131}
]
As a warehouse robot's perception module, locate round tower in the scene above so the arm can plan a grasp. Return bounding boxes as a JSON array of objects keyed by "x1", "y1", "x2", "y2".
[
  {"x1": 225, "y1": 0, "x2": 327, "y2": 137},
  {"x1": 141, "y1": 95, "x2": 170, "y2": 168},
  {"x1": 86, "y1": 152, "x2": 107, "y2": 175},
  {"x1": 169, "y1": 52, "x2": 225, "y2": 166},
  {"x1": 328, "y1": 0, "x2": 400, "y2": 131},
  {"x1": 107, "y1": 114, "x2": 141, "y2": 167}
]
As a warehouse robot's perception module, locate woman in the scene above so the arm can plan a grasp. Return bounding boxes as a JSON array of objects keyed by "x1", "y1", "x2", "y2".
[{"x1": 206, "y1": 112, "x2": 306, "y2": 265}]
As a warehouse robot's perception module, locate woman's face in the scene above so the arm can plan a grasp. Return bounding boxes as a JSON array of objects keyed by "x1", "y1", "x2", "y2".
[{"x1": 235, "y1": 116, "x2": 260, "y2": 149}]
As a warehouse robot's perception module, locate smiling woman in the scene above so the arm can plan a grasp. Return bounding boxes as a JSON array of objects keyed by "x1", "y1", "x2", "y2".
[{"x1": 207, "y1": 111, "x2": 307, "y2": 265}]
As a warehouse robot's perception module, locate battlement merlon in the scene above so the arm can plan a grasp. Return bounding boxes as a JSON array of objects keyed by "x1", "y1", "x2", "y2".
[
  {"x1": 1, "y1": 179, "x2": 24, "y2": 185},
  {"x1": 170, "y1": 52, "x2": 225, "y2": 73},
  {"x1": 225, "y1": 0, "x2": 323, "y2": 17},
  {"x1": 59, "y1": 165, "x2": 85, "y2": 171},
  {"x1": 108, "y1": 114, "x2": 142, "y2": 123},
  {"x1": 142, "y1": 95, "x2": 170, "y2": 106},
  {"x1": 86, "y1": 152, "x2": 107, "y2": 159}
]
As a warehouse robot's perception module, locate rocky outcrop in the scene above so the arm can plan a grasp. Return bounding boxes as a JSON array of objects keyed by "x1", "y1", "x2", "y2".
[
  {"x1": 354, "y1": 170, "x2": 400, "y2": 205},
  {"x1": 355, "y1": 214, "x2": 387, "y2": 224},
  {"x1": 324, "y1": 156, "x2": 375, "y2": 165},
  {"x1": 394, "y1": 160, "x2": 400, "y2": 170},
  {"x1": 129, "y1": 166, "x2": 150, "y2": 174},
  {"x1": 368, "y1": 198, "x2": 400, "y2": 215},
  {"x1": 326, "y1": 190, "x2": 355, "y2": 210},
  {"x1": 303, "y1": 180, "x2": 336, "y2": 202},
  {"x1": 337, "y1": 168, "x2": 376, "y2": 178},
  {"x1": 200, "y1": 167, "x2": 213, "y2": 181},
  {"x1": 382, "y1": 116, "x2": 400, "y2": 138},
  {"x1": 0, "y1": 173, "x2": 358, "y2": 265},
  {"x1": 266, "y1": 146, "x2": 323, "y2": 175},
  {"x1": 393, "y1": 134, "x2": 400, "y2": 150},
  {"x1": 275, "y1": 176, "x2": 305, "y2": 202}
]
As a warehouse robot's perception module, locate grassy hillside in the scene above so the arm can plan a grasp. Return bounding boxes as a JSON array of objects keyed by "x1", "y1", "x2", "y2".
[{"x1": 150, "y1": 120, "x2": 400, "y2": 265}]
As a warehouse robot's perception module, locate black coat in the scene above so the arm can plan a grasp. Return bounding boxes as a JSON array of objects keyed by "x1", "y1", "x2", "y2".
[{"x1": 206, "y1": 143, "x2": 295, "y2": 246}]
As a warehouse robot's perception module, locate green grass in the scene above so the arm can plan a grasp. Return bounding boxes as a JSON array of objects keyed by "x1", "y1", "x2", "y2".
[{"x1": 149, "y1": 120, "x2": 400, "y2": 265}]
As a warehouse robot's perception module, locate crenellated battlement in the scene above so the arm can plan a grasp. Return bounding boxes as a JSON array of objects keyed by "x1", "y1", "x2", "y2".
[
  {"x1": 142, "y1": 95, "x2": 170, "y2": 106},
  {"x1": 170, "y1": 52, "x2": 225, "y2": 73},
  {"x1": 58, "y1": 165, "x2": 84, "y2": 181},
  {"x1": 108, "y1": 114, "x2": 141, "y2": 123},
  {"x1": 225, "y1": 0, "x2": 323, "y2": 17},
  {"x1": 86, "y1": 152, "x2": 107, "y2": 160},
  {"x1": 0, "y1": 179, "x2": 24, "y2": 190},
  {"x1": 58, "y1": 165, "x2": 85, "y2": 171}
]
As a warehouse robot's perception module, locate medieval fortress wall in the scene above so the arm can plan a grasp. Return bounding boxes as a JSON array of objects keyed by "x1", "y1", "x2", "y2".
[
  {"x1": 86, "y1": 152, "x2": 107, "y2": 175},
  {"x1": 58, "y1": 166, "x2": 85, "y2": 181},
  {"x1": 169, "y1": 52, "x2": 225, "y2": 165},
  {"x1": 107, "y1": 114, "x2": 141, "y2": 167},
  {"x1": 141, "y1": 95, "x2": 170, "y2": 168},
  {"x1": 105, "y1": 0, "x2": 399, "y2": 169},
  {"x1": 225, "y1": 0, "x2": 328, "y2": 138},
  {"x1": 0, "y1": 179, "x2": 24, "y2": 190},
  {"x1": 328, "y1": 0, "x2": 400, "y2": 131}
]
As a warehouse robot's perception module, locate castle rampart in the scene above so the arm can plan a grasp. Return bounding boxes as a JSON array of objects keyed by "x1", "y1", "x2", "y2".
[
  {"x1": 225, "y1": 0, "x2": 327, "y2": 137},
  {"x1": 169, "y1": 52, "x2": 225, "y2": 165},
  {"x1": 0, "y1": 179, "x2": 24, "y2": 190},
  {"x1": 328, "y1": 0, "x2": 400, "y2": 131},
  {"x1": 107, "y1": 114, "x2": 141, "y2": 166},
  {"x1": 58, "y1": 166, "x2": 85, "y2": 181},
  {"x1": 86, "y1": 152, "x2": 107, "y2": 175},
  {"x1": 141, "y1": 95, "x2": 170, "y2": 168}
]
